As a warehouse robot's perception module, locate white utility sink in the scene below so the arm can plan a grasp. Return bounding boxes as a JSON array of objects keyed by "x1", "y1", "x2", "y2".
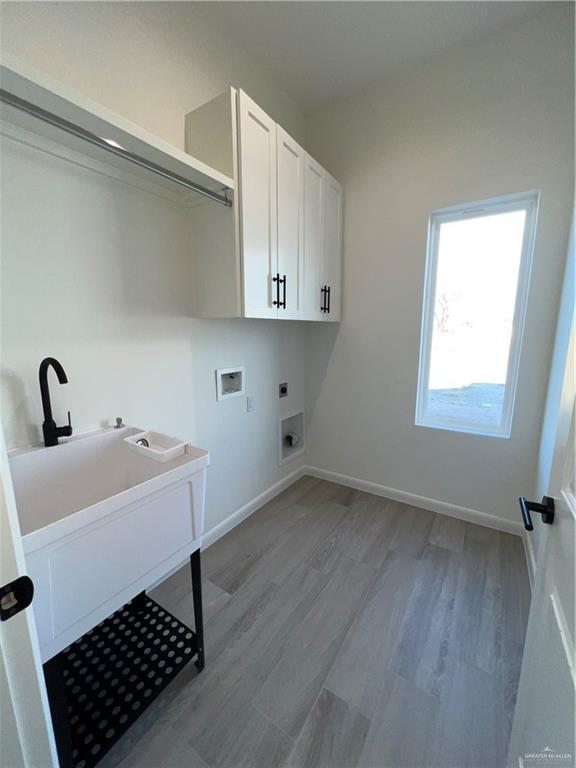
[{"x1": 9, "y1": 427, "x2": 209, "y2": 662}]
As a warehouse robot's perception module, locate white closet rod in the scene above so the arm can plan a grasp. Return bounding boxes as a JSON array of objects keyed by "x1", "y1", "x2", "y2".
[{"x1": 0, "y1": 88, "x2": 232, "y2": 207}]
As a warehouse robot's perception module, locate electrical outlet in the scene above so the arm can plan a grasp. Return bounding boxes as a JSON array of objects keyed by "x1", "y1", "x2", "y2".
[
  {"x1": 279, "y1": 382, "x2": 288, "y2": 398},
  {"x1": 247, "y1": 395, "x2": 255, "y2": 412}
]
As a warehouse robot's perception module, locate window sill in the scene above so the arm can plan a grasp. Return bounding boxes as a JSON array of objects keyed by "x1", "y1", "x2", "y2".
[{"x1": 415, "y1": 418, "x2": 511, "y2": 439}]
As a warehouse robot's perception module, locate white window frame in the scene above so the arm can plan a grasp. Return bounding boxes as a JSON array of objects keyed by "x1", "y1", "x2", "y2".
[{"x1": 415, "y1": 190, "x2": 540, "y2": 438}]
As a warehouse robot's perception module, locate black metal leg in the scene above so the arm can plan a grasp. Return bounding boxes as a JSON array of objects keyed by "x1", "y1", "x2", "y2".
[
  {"x1": 190, "y1": 549, "x2": 205, "y2": 671},
  {"x1": 130, "y1": 590, "x2": 147, "y2": 612},
  {"x1": 44, "y1": 653, "x2": 73, "y2": 768}
]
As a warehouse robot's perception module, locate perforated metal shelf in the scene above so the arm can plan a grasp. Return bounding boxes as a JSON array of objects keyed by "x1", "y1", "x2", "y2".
[{"x1": 52, "y1": 597, "x2": 197, "y2": 768}]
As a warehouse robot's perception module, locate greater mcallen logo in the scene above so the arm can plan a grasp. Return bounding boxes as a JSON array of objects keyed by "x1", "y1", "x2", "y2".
[{"x1": 523, "y1": 746, "x2": 573, "y2": 763}]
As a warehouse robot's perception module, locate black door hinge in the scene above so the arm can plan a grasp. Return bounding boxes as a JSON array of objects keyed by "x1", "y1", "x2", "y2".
[{"x1": 0, "y1": 575, "x2": 34, "y2": 621}]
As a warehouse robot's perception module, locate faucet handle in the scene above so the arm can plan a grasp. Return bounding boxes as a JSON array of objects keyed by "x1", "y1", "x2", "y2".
[{"x1": 59, "y1": 410, "x2": 73, "y2": 438}]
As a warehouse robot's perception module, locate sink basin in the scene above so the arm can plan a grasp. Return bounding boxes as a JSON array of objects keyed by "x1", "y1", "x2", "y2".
[{"x1": 9, "y1": 427, "x2": 209, "y2": 661}]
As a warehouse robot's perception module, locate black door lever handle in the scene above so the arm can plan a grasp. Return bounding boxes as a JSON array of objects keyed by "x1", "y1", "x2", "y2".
[{"x1": 519, "y1": 495, "x2": 555, "y2": 531}]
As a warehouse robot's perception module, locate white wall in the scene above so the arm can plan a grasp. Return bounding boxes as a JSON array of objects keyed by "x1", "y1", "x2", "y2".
[
  {"x1": 305, "y1": 7, "x2": 574, "y2": 523},
  {"x1": 1, "y1": 3, "x2": 573, "y2": 536},
  {"x1": 0, "y1": 2, "x2": 305, "y2": 148},
  {"x1": 0, "y1": 3, "x2": 307, "y2": 536}
]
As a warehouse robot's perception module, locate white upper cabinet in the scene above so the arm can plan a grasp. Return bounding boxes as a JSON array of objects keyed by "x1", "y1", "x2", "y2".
[
  {"x1": 321, "y1": 173, "x2": 343, "y2": 321},
  {"x1": 276, "y1": 126, "x2": 305, "y2": 319},
  {"x1": 303, "y1": 160, "x2": 343, "y2": 322},
  {"x1": 303, "y1": 154, "x2": 325, "y2": 321},
  {"x1": 185, "y1": 88, "x2": 342, "y2": 322},
  {"x1": 237, "y1": 90, "x2": 278, "y2": 319}
]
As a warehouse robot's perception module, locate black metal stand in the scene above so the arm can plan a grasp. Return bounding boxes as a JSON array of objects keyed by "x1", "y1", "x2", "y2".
[
  {"x1": 43, "y1": 549, "x2": 205, "y2": 768},
  {"x1": 44, "y1": 653, "x2": 74, "y2": 768},
  {"x1": 190, "y1": 548, "x2": 205, "y2": 671},
  {"x1": 130, "y1": 589, "x2": 148, "y2": 612}
]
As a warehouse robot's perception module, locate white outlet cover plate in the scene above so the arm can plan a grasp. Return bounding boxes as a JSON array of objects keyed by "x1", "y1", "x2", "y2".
[{"x1": 216, "y1": 367, "x2": 245, "y2": 402}]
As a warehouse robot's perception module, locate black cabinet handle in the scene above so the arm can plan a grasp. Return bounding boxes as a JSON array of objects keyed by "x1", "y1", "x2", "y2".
[
  {"x1": 519, "y1": 495, "x2": 555, "y2": 531},
  {"x1": 281, "y1": 275, "x2": 287, "y2": 308},
  {"x1": 272, "y1": 273, "x2": 280, "y2": 307},
  {"x1": 327, "y1": 286, "x2": 331, "y2": 314},
  {"x1": 320, "y1": 286, "x2": 326, "y2": 312}
]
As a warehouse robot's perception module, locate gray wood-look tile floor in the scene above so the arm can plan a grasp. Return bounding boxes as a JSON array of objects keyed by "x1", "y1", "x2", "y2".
[{"x1": 100, "y1": 476, "x2": 530, "y2": 768}]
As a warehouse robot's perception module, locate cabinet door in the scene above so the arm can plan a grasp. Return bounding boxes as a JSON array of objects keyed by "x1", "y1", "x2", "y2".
[
  {"x1": 322, "y1": 172, "x2": 343, "y2": 321},
  {"x1": 277, "y1": 127, "x2": 304, "y2": 320},
  {"x1": 302, "y1": 154, "x2": 325, "y2": 321},
  {"x1": 237, "y1": 90, "x2": 278, "y2": 318}
]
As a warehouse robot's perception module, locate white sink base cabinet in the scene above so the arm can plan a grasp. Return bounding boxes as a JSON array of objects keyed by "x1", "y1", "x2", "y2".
[{"x1": 9, "y1": 428, "x2": 209, "y2": 662}]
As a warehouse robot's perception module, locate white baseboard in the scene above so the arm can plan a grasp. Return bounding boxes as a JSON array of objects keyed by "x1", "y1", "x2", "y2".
[
  {"x1": 304, "y1": 465, "x2": 524, "y2": 537},
  {"x1": 201, "y1": 465, "x2": 307, "y2": 549},
  {"x1": 150, "y1": 462, "x2": 528, "y2": 592}
]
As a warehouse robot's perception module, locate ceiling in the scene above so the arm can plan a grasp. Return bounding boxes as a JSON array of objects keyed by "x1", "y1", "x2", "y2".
[{"x1": 192, "y1": 1, "x2": 549, "y2": 112}]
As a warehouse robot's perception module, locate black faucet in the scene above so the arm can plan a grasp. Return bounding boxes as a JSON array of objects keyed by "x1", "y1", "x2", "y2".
[{"x1": 39, "y1": 357, "x2": 73, "y2": 447}]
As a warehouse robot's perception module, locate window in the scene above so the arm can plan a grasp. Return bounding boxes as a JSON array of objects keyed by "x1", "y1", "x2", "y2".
[{"x1": 415, "y1": 191, "x2": 539, "y2": 438}]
